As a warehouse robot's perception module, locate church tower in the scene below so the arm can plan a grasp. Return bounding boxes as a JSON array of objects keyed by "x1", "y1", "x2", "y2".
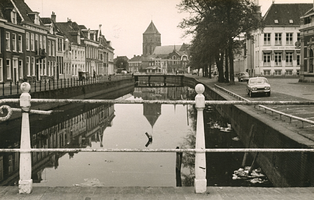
[{"x1": 143, "y1": 21, "x2": 161, "y2": 56}]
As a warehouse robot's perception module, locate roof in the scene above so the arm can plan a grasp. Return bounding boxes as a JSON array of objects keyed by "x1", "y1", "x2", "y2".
[
  {"x1": 55, "y1": 21, "x2": 82, "y2": 44},
  {"x1": 12, "y1": 0, "x2": 44, "y2": 25},
  {"x1": 263, "y1": 3, "x2": 312, "y2": 26},
  {"x1": 129, "y1": 55, "x2": 143, "y2": 62},
  {"x1": 153, "y1": 45, "x2": 182, "y2": 56},
  {"x1": 143, "y1": 21, "x2": 160, "y2": 35},
  {"x1": 40, "y1": 17, "x2": 52, "y2": 24}
]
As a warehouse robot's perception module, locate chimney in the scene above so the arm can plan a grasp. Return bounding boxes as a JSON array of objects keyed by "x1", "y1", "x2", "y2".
[{"x1": 51, "y1": 11, "x2": 56, "y2": 22}]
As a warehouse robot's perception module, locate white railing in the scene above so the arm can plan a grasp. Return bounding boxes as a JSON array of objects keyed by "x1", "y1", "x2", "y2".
[{"x1": 1, "y1": 82, "x2": 314, "y2": 194}]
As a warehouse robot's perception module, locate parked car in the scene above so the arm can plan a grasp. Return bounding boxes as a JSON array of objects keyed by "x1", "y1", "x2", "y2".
[
  {"x1": 246, "y1": 77, "x2": 271, "y2": 97},
  {"x1": 237, "y1": 72, "x2": 250, "y2": 82},
  {"x1": 192, "y1": 69, "x2": 198, "y2": 75}
]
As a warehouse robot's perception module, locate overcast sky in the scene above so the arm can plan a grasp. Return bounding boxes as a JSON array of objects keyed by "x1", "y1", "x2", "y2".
[{"x1": 25, "y1": 0, "x2": 313, "y2": 58}]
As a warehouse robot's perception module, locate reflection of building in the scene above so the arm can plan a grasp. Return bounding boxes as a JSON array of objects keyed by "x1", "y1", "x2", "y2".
[
  {"x1": 0, "y1": 103, "x2": 115, "y2": 186},
  {"x1": 143, "y1": 104, "x2": 161, "y2": 128},
  {"x1": 133, "y1": 86, "x2": 192, "y2": 129}
]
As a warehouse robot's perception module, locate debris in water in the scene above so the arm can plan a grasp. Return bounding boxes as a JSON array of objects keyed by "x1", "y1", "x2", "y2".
[{"x1": 232, "y1": 166, "x2": 268, "y2": 184}]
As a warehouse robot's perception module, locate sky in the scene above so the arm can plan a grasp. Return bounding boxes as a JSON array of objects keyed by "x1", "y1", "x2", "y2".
[{"x1": 25, "y1": 0, "x2": 313, "y2": 59}]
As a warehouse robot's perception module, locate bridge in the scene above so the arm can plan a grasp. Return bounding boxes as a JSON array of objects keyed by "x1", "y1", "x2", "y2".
[{"x1": 134, "y1": 74, "x2": 184, "y2": 87}]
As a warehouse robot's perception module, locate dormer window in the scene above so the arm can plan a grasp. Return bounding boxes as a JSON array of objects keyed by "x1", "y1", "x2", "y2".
[
  {"x1": 289, "y1": 19, "x2": 293, "y2": 24},
  {"x1": 34, "y1": 14, "x2": 40, "y2": 25},
  {"x1": 28, "y1": 12, "x2": 40, "y2": 25},
  {"x1": 274, "y1": 20, "x2": 279, "y2": 24},
  {"x1": 11, "y1": 9, "x2": 17, "y2": 24}
]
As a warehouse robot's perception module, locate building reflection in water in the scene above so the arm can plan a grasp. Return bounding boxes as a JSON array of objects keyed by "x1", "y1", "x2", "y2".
[
  {"x1": 0, "y1": 85, "x2": 197, "y2": 187},
  {"x1": 0, "y1": 103, "x2": 115, "y2": 186}
]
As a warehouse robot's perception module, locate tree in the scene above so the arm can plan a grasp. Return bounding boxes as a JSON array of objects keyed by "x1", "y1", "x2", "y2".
[
  {"x1": 178, "y1": 0, "x2": 262, "y2": 83},
  {"x1": 115, "y1": 57, "x2": 128, "y2": 70}
]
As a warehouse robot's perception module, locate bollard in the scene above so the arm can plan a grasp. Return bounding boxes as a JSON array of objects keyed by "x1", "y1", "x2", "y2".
[
  {"x1": 194, "y1": 84, "x2": 207, "y2": 193},
  {"x1": 19, "y1": 82, "x2": 33, "y2": 194}
]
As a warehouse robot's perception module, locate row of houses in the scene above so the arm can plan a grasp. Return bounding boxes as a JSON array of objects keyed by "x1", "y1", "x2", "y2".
[
  {"x1": 236, "y1": 2, "x2": 314, "y2": 82},
  {"x1": 0, "y1": 0, "x2": 114, "y2": 85}
]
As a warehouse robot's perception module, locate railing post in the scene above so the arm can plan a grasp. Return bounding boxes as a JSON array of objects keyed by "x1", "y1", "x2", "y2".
[
  {"x1": 194, "y1": 83, "x2": 207, "y2": 193},
  {"x1": 19, "y1": 82, "x2": 33, "y2": 194}
]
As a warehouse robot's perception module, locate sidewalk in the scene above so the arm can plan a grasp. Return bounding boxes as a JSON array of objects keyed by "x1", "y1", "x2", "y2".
[{"x1": 1, "y1": 186, "x2": 314, "y2": 200}]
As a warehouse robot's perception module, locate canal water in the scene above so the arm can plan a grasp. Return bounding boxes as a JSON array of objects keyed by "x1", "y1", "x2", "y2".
[{"x1": 0, "y1": 83, "x2": 271, "y2": 187}]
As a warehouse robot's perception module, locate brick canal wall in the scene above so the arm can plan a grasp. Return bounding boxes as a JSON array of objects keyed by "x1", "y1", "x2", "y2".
[
  {"x1": 30, "y1": 78, "x2": 134, "y2": 99},
  {"x1": 183, "y1": 76, "x2": 314, "y2": 187}
]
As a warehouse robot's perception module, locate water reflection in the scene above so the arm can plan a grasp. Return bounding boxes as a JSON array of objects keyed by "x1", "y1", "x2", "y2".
[{"x1": 0, "y1": 84, "x2": 271, "y2": 187}]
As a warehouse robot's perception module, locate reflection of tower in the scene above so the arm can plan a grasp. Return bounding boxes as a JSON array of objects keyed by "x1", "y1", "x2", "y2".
[{"x1": 143, "y1": 104, "x2": 161, "y2": 130}]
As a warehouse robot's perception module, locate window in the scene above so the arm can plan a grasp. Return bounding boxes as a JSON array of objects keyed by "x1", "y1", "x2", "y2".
[
  {"x1": 12, "y1": 33, "x2": 16, "y2": 51},
  {"x1": 52, "y1": 41, "x2": 55, "y2": 56},
  {"x1": 264, "y1": 70, "x2": 271, "y2": 76},
  {"x1": 48, "y1": 40, "x2": 51, "y2": 56},
  {"x1": 0, "y1": 58, "x2": 3, "y2": 82},
  {"x1": 286, "y1": 70, "x2": 292, "y2": 75},
  {"x1": 6, "y1": 59, "x2": 11, "y2": 79},
  {"x1": 31, "y1": 57, "x2": 35, "y2": 76},
  {"x1": 26, "y1": 32, "x2": 30, "y2": 50},
  {"x1": 40, "y1": 35, "x2": 43, "y2": 50},
  {"x1": 263, "y1": 53, "x2": 271, "y2": 65},
  {"x1": 6, "y1": 32, "x2": 10, "y2": 51},
  {"x1": 264, "y1": 33, "x2": 271, "y2": 45},
  {"x1": 31, "y1": 33, "x2": 34, "y2": 51},
  {"x1": 286, "y1": 33, "x2": 293, "y2": 45},
  {"x1": 18, "y1": 35, "x2": 22, "y2": 52},
  {"x1": 275, "y1": 52, "x2": 282, "y2": 65},
  {"x1": 274, "y1": 70, "x2": 282, "y2": 75},
  {"x1": 58, "y1": 38, "x2": 63, "y2": 52},
  {"x1": 11, "y1": 9, "x2": 17, "y2": 24},
  {"x1": 43, "y1": 59, "x2": 46, "y2": 75},
  {"x1": 35, "y1": 34, "x2": 38, "y2": 52},
  {"x1": 275, "y1": 33, "x2": 282, "y2": 45},
  {"x1": 26, "y1": 57, "x2": 30, "y2": 76},
  {"x1": 297, "y1": 33, "x2": 300, "y2": 41},
  {"x1": 43, "y1": 36, "x2": 46, "y2": 50},
  {"x1": 297, "y1": 55, "x2": 300, "y2": 65},
  {"x1": 286, "y1": 52, "x2": 293, "y2": 65},
  {"x1": 18, "y1": 60, "x2": 23, "y2": 79}
]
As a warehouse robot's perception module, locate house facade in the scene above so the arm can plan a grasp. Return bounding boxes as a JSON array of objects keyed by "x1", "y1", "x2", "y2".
[
  {"x1": 0, "y1": 0, "x2": 114, "y2": 84},
  {"x1": 249, "y1": 3, "x2": 312, "y2": 77},
  {"x1": 0, "y1": 0, "x2": 51, "y2": 84},
  {"x1": 299, "y1": 4, "x2": 314, "y2": 82}
]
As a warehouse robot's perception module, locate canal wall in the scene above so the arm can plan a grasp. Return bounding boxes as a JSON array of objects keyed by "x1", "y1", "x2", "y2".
[
  {"x1": 30, "y1": 78, "x2": 134, "y2": 99},
  {"x1": 183, "y1": 76, "x2": 314, "y2": 187}
]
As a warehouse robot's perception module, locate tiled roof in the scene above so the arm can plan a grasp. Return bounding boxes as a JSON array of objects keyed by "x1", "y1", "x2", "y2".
[
  {"x1": 12, "y1": 0, "x2": 42, "y2": 25},
  {"x1": 143, "y1": 21, "x2": 160, "y2": 35},
  {"x1": 129, "y1": 55, "x2": 143, "y2": 61},
  {"x1": 263, "y1": 3, "x2": 312, "y2": 26},
  {"x1": 55, "y1": 21, "x2": 81, "y2": 44},
  {"x1": 153, "y1": 45, "x2": 182, "y2": 56},
  {"x1": 41, "y1": 17, "x2": 52, "y2": 24}
]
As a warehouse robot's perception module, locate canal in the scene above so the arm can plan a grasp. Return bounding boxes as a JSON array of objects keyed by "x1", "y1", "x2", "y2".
[{"x1": 0, "y1": 81, "x2": 271, "y2": 187}]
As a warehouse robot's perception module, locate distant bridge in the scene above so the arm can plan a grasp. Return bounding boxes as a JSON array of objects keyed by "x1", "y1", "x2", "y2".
[{"x1": 133, "y1": 74, "x2": 184, "y2": 87}]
